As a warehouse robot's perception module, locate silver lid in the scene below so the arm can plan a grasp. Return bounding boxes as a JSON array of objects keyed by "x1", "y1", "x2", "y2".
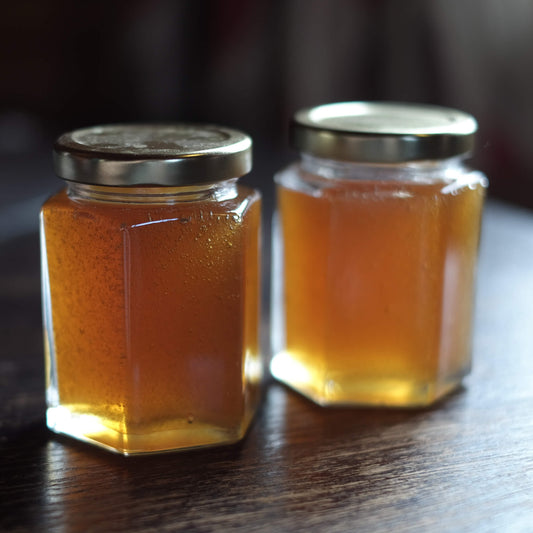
[
  {"x1": 53, "y1": 123, "x2": 252, "y2": 186},
  {"x1": 290, "y1": 102, "x2": 478, "y2": 163}
]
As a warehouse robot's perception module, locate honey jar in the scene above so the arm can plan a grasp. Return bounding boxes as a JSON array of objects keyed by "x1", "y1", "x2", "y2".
[
  {"x1": 41, "y1": 124, "x2": 262, "y2": 454},
  {"x1": 271, "y1": 102, "x2": 487, "y2": 407}
]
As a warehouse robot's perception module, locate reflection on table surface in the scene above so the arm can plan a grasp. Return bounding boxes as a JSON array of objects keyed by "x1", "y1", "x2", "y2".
[{"x1": 1, "y1": 200, "x2": 533, "y2": 532}]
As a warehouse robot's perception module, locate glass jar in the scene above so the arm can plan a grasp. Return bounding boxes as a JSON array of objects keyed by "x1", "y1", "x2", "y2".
[
  {"x1": 271, "y1": 102, "x2": 487, "y2": 407},
  {"x1": 41, "y1": 124, "x2": 262, "y2": 454}
]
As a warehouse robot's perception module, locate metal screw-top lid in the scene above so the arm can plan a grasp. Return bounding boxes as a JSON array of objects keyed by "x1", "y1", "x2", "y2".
[
  {"x1": 53, "y1": 123, "x2": 252, "y2": 186},
  {"x1": 290, "y1": 102, "x2": 478, "y2": 163}
]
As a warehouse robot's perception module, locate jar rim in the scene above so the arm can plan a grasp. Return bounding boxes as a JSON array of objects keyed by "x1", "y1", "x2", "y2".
[
  {"x1": 53, "y1": 123, "x2": 252, "y2": 186},
  {"x1": 290, "y1": 102, "x2": 478, "y2": 163}
]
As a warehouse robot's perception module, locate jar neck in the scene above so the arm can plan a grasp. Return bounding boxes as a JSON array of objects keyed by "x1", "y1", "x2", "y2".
[
  {"x1": 300, "y1": 154, "x2": 467, "y2": 182},
  {"x1": 66, "y1": 179, "x2": 239, "y2": 204}
]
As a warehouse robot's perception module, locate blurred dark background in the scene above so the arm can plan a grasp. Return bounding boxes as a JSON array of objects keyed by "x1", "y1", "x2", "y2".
[
  {"x1": 2, "y1": 0, "x2": 533, "y2": 209},
  {"x1": 1, "y1": 0, "x2": 533, "y2": 244}
]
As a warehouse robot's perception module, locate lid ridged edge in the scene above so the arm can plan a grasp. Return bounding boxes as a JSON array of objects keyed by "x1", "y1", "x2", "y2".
[
  {"x1": 290, "y1": 102, "x2": 478, "y2": 162},
  {"x1": 53, "y1": 123, "x2": 252, "y2": 186}
]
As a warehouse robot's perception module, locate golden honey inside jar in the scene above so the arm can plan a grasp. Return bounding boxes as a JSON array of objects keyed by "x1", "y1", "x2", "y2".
[
  {"x1": 41, "y1": 124, "x2": 262, "y2": 454},
  {"x1": 271, "y1": 102, "x2": 487, "y2": 407}
]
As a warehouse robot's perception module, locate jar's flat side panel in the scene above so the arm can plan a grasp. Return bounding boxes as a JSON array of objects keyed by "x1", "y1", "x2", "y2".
[
  {"x1": 40, "y1": 207, "x2": 58, "y2": 411},
  {"x1": 242, "y1": 194, "x2": 263, "y2": 411},
  {"x1": 435, "y1": 179, "x2": 486, "y2": 383},
  {"x1": 271, "y1": 179, "x2": 330, "y2": 399},
  {"x1": 122, "y1": 205, "x2": 247, "y2": 429},
  {"x1": 41, "y1": 191, "x2": 130, "y2": 432}
]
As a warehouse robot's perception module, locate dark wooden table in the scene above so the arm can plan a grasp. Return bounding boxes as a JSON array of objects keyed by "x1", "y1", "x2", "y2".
[{"x1": 1, "y1": 199, "x2": 532, "y2": 532}]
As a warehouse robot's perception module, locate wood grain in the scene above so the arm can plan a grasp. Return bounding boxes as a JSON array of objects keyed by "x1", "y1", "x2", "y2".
[{"x1": 1, "y1": 200, "x2": 533, "y2": 532}]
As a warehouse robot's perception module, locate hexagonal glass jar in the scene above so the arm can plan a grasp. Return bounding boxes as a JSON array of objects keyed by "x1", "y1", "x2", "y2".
[
  {"x1": 41, "y1": 124, "x2": 262, "y2": 454},
  {"x1": 271, "y1": 102, "x2": 487, "y2": 407}
]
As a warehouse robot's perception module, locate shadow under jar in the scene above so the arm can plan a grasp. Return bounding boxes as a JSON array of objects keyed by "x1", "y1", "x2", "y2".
[
  {"x1": 271, "y1": 102, "x2": 487, "y2": 408},
  {"x1": 41, "y1": 124, "x2": 262, "y2": 455}
]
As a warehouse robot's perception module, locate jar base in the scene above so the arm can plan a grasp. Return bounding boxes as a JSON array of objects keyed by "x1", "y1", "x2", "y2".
[
  {"x1": 46, "y1": 406, "x2": 250, "y2": 455},
  {"x1": 270, "y1": 352, "x2": 465, "y2": 408}
]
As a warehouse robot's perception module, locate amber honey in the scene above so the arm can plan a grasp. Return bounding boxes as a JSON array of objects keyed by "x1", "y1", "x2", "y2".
[
  {"x1": 271, "y1": 171, "x2": 486, "y2": 406},
  {"x1": 42, "y1": 184, "x2": 261, "y2": 454}
]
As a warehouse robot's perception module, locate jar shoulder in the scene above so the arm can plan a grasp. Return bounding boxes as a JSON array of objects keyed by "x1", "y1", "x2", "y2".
[
  {"x1": 40, "y1": 185, "x2": 261, "y2": 228},
  {"x1": 275, "y1": 161, "x2": 487, "y2": 195}
]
